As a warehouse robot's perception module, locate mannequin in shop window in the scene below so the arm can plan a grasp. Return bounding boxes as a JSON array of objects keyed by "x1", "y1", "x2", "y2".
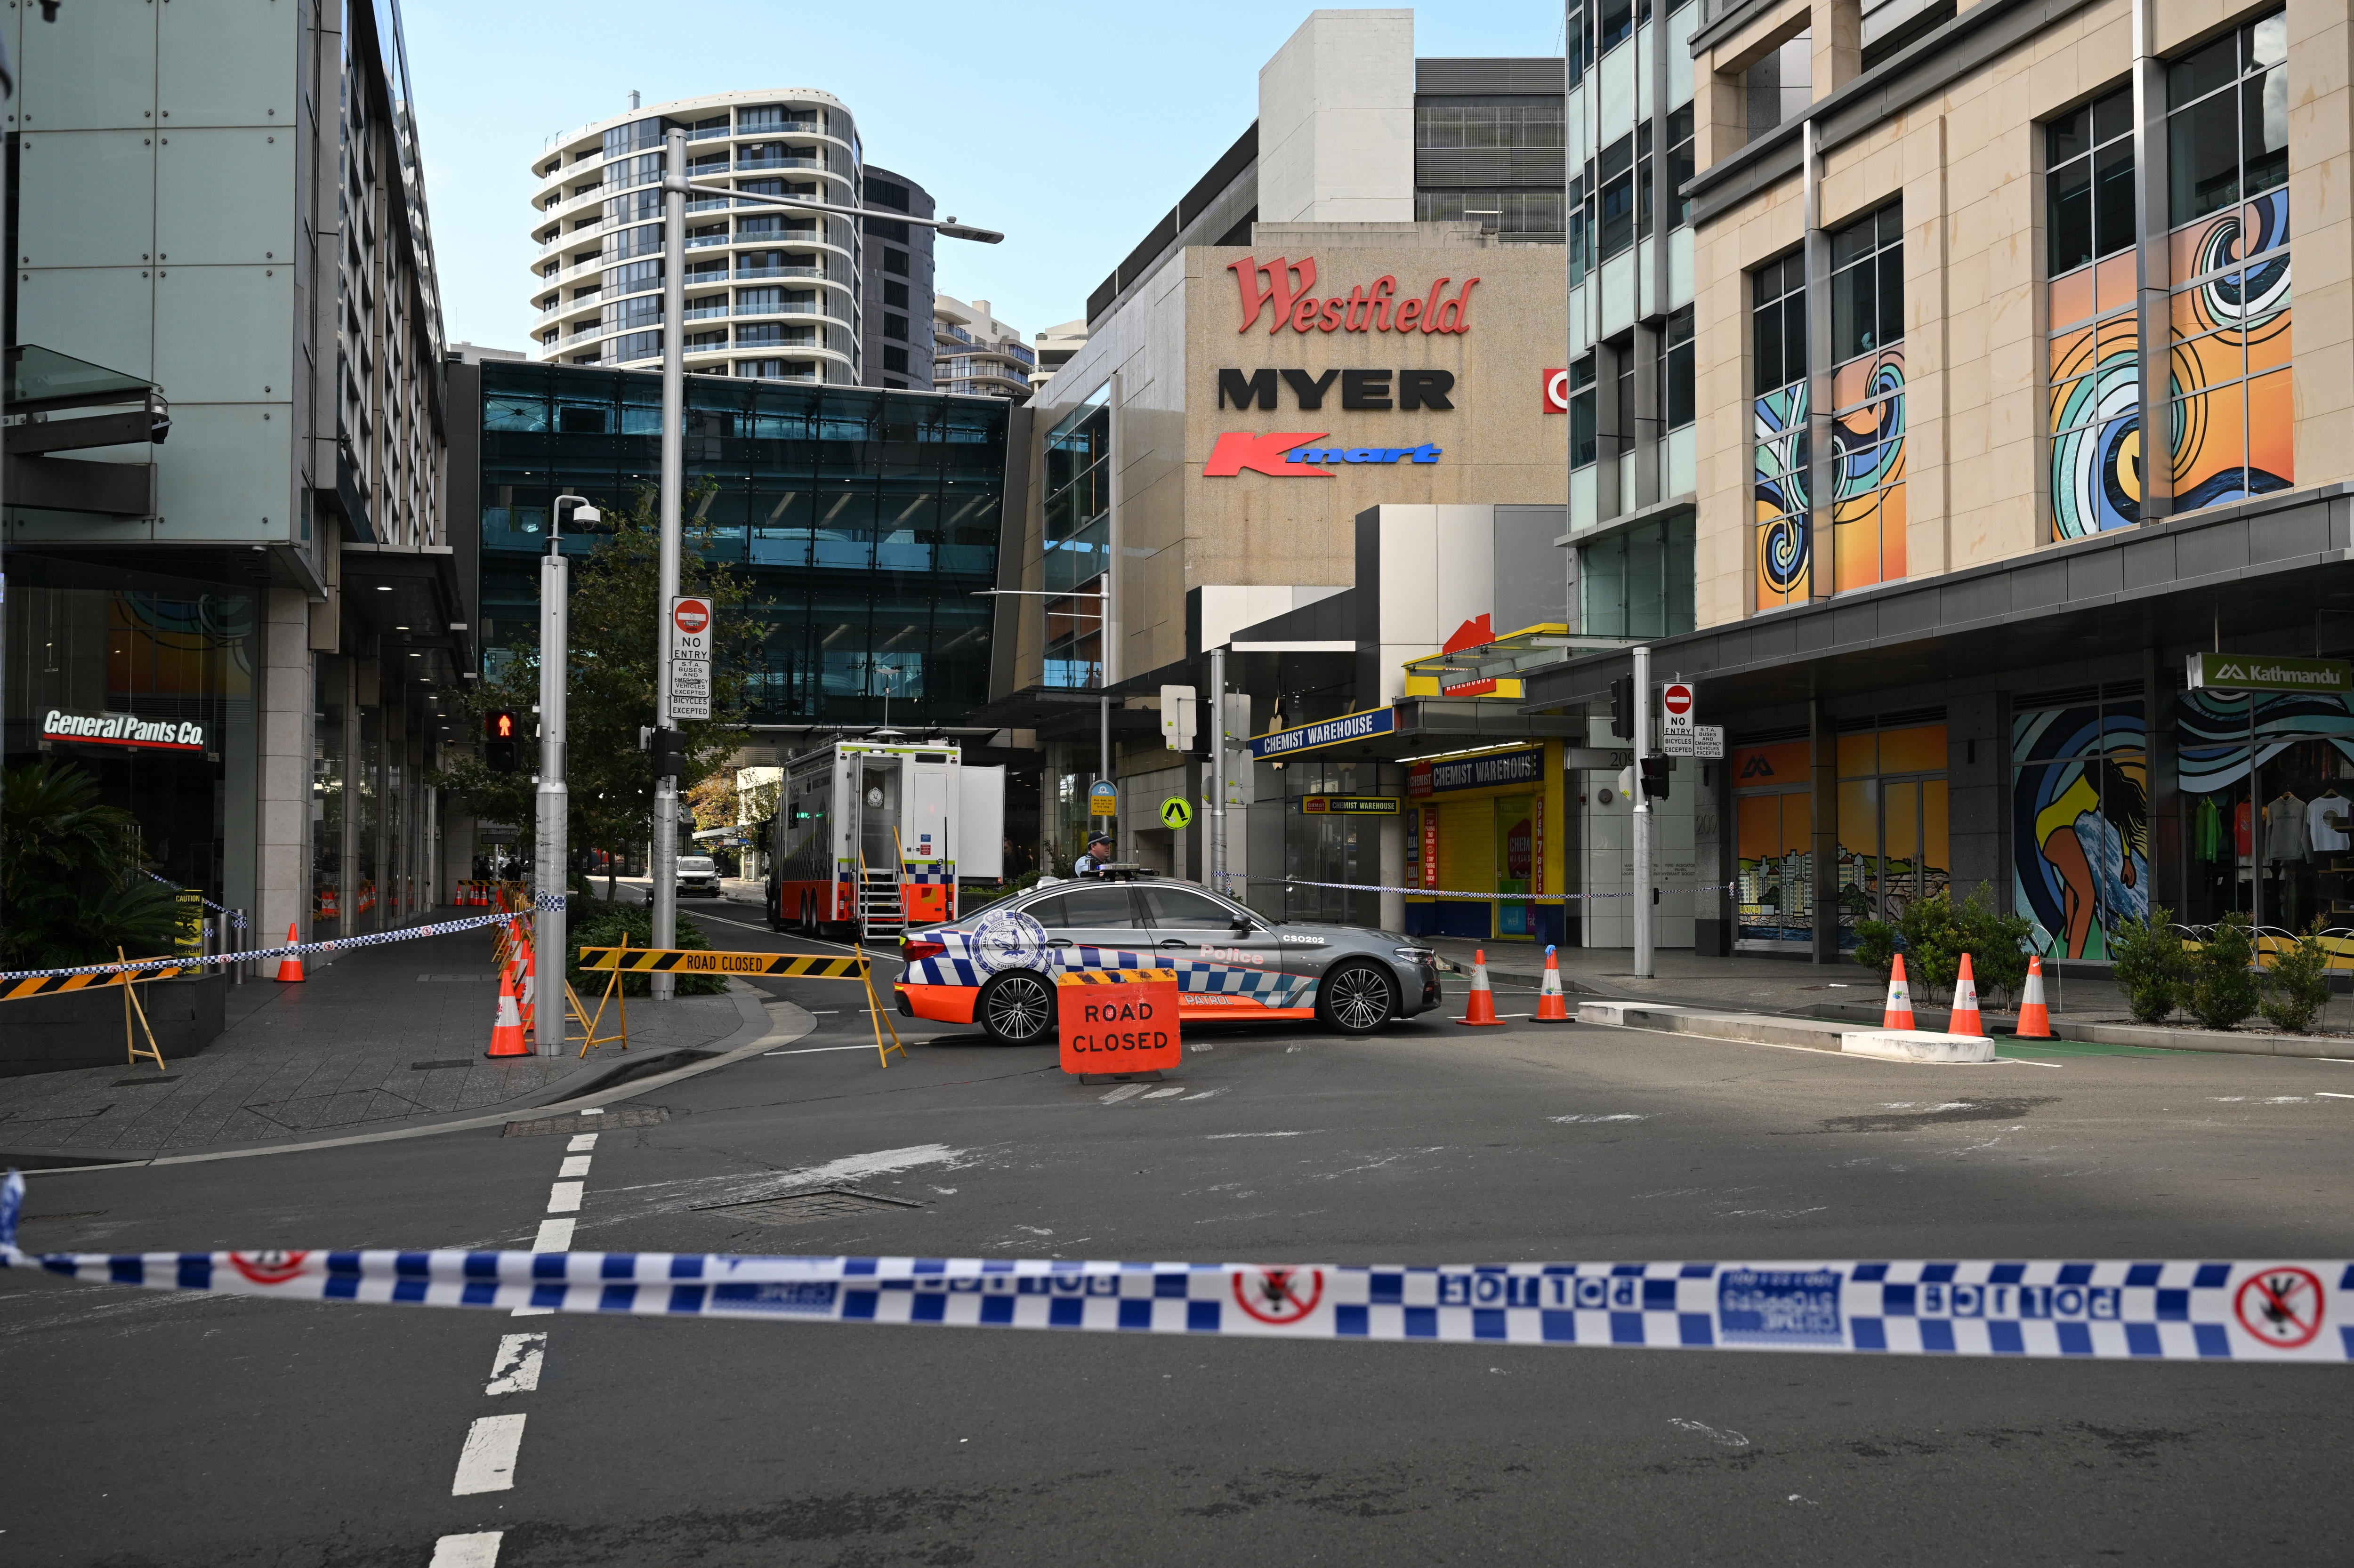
[{"x1": 2267, "y1": 785, "x2": 2309, "y2": 927}]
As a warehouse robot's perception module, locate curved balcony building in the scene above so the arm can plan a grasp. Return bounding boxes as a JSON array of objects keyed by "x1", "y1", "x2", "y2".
[{"x1": 528, "y1": 90, "x2": 864, "y2": 384}]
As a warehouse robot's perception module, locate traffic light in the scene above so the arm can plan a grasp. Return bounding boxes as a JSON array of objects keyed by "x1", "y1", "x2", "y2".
[
  {"x1": 650, "y1": 726, "x2": 687, "y2": 780},
  {"x1": 484, "y1": 709, "x2": 520, "y2": 773},
  {"x1": 1608, "y1": 675, "x2": 1635, "y2": 740},
  {"x1": 1640, "y1": 756, "x2": 1671, "y2": 800}
]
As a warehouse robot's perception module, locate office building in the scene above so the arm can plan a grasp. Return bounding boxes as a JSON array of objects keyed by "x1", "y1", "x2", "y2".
[
  {"x1": 932, "y1": 296, "x2": 1035, "y2": 400},
  {"x1": 528, "y1": 90, "x2": 866, "y2": 384},
  {"x1": 2, "y1": 0, "x2": 463, "y2": 951},
  {"x1": 859, "y1": 165, "x2": 936, "y2": 390}
]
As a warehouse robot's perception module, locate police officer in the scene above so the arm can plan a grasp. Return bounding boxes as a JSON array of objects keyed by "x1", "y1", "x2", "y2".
[{"x1": 1074, "y1": 831, "x2": 1113, "y2": 877}]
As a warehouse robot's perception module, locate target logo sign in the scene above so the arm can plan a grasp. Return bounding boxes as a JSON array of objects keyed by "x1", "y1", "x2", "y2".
[
  {"x1": 2234, "y1": 1266, "x2": 2325, "y2": 1348},
  {"x1": 1543, "y1": 368, "x2": 1570, "y2": 414},
  {"x1": 228, "y1": 1251, "x2": 311, "y2": 1286},
  {"x1": 672, "y1": 598, "x2": 710, "y2": 635},
  {"x1": 1232, "y1": 1266, "x2": 1324, "y2": 1325}
]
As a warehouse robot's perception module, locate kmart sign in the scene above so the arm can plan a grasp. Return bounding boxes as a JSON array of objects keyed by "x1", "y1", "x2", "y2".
[{"x1": 2185, "y1": 653, "x2": 2353, "y2": 693}]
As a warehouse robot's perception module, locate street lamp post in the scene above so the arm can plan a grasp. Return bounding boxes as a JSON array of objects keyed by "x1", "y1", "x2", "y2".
[
  {"x1": 645, "y1": 137, "x2": 1001, "y2": 995},
  {"x1": 539, "y1": 495, "x2": 599, "y2": 1051}
]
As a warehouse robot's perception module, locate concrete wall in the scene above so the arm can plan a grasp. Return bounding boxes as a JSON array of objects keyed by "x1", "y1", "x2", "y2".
[{"x1": 1257, "y1": 8, "x2": 1418, "y2": 225}]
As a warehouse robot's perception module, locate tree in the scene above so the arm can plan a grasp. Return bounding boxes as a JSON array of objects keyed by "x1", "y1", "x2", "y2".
[
  {"x1": 1, "y1": 759, "x2": 186, "y2": 966},
  {"x1": 438, "y1": 486, "x2": 766, "y2": 891}
]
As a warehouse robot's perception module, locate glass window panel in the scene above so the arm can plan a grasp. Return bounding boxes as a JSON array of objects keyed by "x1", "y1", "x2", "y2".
[
  {"x1": 2093, "y1": 138, "x2": 2136, "y2": 258},
  {"x1": 2048, "y1": 268, "x2": 2095, "y2": 331},
  {"x1": 1838, "y1": 732, "x2": 1879, "y2": 777},
  {"x1": 2093, "y1": 85, "x2": 2135, "y2": 145},
  {"x1": 2247, "y1": 367, "x2": 2294, "y2": 486},
  {"x1": 2170, "y1": 92, "x2": 2242, "y2": 224},
  {"x1": 1878, "y1": 249, "x2": 1905, "y2": 349},
  {"x1": 2047, "y1": 104, "x2": 2090, "y2": 165},
  {"x1": 1753, "y1": 298, "x2": 1785, "y2": 394},
  {"x1": 2167, "y1": 32, "x2": 2240, "y2": 107},
  {"x1": 2049, "y1": 166, "x2": 2093, "y2": 276},
  {"x1": 2249, "y1": 11, "x2": 2286, "y2": 69},
  {"x1": 1833, "y1": 258, "x2": 1876, "y2": 362},
  {"x1": 2244, "y1": 66, "x2": 2288, "y2": 197}
]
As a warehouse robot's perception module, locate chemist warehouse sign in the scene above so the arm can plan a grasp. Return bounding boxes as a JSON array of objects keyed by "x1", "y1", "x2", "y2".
[{"x1": 1207, "y1": 253, "x2": 1474, "y2": 480}]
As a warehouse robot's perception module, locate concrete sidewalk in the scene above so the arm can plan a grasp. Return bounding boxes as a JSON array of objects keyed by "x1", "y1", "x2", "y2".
[{"x1": 0, "y1": 909, "x2": 750, "y2": 1162}]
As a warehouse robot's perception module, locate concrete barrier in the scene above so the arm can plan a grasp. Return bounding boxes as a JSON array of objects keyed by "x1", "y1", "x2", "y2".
[{"x1": 1839, "y1": 1029, "x2": 1997, "y2": 1064}]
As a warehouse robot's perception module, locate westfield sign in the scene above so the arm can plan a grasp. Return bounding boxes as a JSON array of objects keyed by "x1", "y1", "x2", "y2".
[{"x1": 1229, "y1": 256, "x2": 1480, "y2": 335}]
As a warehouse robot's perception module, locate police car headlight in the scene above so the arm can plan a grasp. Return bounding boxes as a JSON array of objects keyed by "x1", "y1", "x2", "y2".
[{"x1": 1394, "y1": 946, "x2": 1435, "y2": 963}]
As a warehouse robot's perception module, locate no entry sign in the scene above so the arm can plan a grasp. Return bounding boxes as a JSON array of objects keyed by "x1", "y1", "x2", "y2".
[
  {"x1": 669, "y1": 596, "x2": 713, "y2": 721},
  {"x1": 1661, "y1": 682, "x2": 1694, "y2": 740},
  {"x1": 1057, "y1": 970, "x2": 1179, "y2": 1075}
]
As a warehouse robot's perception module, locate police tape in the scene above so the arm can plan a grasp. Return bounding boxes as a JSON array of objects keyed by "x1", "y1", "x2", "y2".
[
  {"x1": 0, "y1": 1188, "x2": 2340, "y2": 1362},
  {"x1": 142, "y1": 871, "x2": 246, "y2": 928},
  {"x1": 0, "y1": 911, "x2": 518, "y2": 989},
  {"x1": 1256, "y1": 876, "x2": 1736, "y2": 904}
]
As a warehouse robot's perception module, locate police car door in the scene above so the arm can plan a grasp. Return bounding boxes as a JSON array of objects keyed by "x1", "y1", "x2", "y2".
[
  {"x1": 1134, "y1": 885, "x2": 1298, "y2": 1014},
  {"x1": 1033, "y1": 884, "x2": 1149, "y2": 973}
]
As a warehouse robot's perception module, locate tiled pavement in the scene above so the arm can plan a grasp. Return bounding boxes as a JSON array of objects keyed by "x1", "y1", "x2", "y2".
[{"x1": 0, "y1": 913, "x2": 748, "y2": 1159}]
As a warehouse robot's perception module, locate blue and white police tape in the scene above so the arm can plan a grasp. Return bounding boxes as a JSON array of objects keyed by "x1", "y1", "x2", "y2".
[
  {"x1": 1257, "y1": 876, "x2": 1736, "y2": 904},
  {"x1": 0, "y1": 1182, "x2": 2342, "y2": 1362},
  {"x1": 143, "y1": 871, "x2": 247, "y2": 927},
  {"x1": 0, "y1": 911, "x2": 517, "y2": 985}
]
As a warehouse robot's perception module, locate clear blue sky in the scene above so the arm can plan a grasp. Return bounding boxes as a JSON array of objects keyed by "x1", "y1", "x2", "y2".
[{"x1": 402, "y1": 0, "x2": 1565, "y2": 352}]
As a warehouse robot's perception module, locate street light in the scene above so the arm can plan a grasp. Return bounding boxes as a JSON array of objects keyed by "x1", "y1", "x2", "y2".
[
  {"x1": 646, "y1": 132, "x2": 1002, "y2": 997},
  {"x1": 537, "y1": 494, "x2": 598, "y2": 1051}
]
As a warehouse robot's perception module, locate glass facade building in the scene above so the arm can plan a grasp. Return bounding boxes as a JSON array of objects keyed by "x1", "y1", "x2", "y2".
[{"x1": 467, "y1": 360, "x2": 1007, "y2": 731}]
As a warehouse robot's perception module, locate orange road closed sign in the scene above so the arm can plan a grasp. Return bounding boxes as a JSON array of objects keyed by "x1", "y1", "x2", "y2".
[{"x1": 1056, "y1": 969, "x2": 1181, "y2": 1075}]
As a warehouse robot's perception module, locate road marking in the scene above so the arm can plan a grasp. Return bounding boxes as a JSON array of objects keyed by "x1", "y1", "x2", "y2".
[
  {"x1": 428, "y1": 1533, "x2": 504, "y2": 1567},
  {"x1": 1100, "y1": 1084, "x2": 1150, "y2": 1104},
  {"x1": 766, "y1": 1043, "x2": 889, "y2": 1055},
  {"x1": 451, "y1": 1414, "x2": 527, "y2": 1495},
  {"x1": 2003, "y1": 1057, "x2": 2064, "y2": 1068},
  {"x1": 1208, "y1": 1130, "x2": 1306, "y2": 1138},
  {"x1": 2316, "y1": 1091, "x2": 2354, "y2": 1099},
  {"x1": 557, "y1": 1155, "x2": 592, "y2": 1179},
  {"x1": 1550, "y1": 1113, "x2": 1646, "y2": 1123},
  {"x1": 529, "y1": 1217, "x2": 575, "y2": 1251},
  {"x1": 485, "y1": 1334, "x2": 545, "y2": 1395},
  {"x1": 547, "y1": 1181, "x2": 583, "y2": 1214},
  {"x1": 1140, "y1": 1086, "x2": 1187, "y2": 1099},
  {"x1": 567, "y1": 1133, "x2": 599, "y2": 1152},
  {"x1": 580, "y1": 1107, "x2": 604, "y2": 1116}
]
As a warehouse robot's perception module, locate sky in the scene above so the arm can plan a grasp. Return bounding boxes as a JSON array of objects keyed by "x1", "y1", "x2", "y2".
[{"x1": 401, "y1": 0, "x2": 1566, "y2": 354}]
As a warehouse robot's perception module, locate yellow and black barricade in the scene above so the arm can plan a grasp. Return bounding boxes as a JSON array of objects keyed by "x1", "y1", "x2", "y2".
[
  {"x1": 576, "y1": 946, "x2": 904, "y2": 1066},
  {"x1": 0, "y1": 959, "x2": 201, "y2": 1004}
]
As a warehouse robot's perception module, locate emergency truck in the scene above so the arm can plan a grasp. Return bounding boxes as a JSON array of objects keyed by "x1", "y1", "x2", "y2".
[{"x1": 763, "y1": 740, "x2": 1003, "y2": 940}]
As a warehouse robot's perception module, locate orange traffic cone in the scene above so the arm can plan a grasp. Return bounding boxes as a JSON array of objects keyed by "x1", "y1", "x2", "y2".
[
  {"x1": 1949, "y1": 953, "x2": 1985, "y2": 1037},
  {"x1": 1881, "y1": 953, "x2": 1914, "y2": 1030},
  {"x1": 1456, "y1": 949, "x2": 1507, "y2": 1026},
  {"x1": 274, "y1": 922, "x2": 305, "y2": 983},
  {"x1": 1536, "y1": 944, "x2": 1571, "y2": 1021},
  {"x1": 486, "y1": 964, "x2": 530, "y2": 1057},
  {"x1": 2016, "y1": 956, "x2": 2053, "y2": 1039}
]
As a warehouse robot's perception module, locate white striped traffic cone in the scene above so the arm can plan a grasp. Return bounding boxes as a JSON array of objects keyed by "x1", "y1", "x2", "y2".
[
  {"x1": 2016, "y1": 956, "x2": 2053, "y2": 1038},
  {"x1": 1881, "y1": 954, "x2": 1914, "y2": 1030},
  {"x1": 1456, "y1": 949, "x2": 1507, "y2": 1027},
  {"x1": 1949, "y1": 953, "x2": 1985, "y2": 1037},
  {"x1": 1536, "y1": 945, "x2": 1571, "y2": 1021}
]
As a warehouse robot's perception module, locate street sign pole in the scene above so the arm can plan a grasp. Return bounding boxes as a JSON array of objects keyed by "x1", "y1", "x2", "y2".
[
  {"x1": 1633, "y1": 644, "x2": 1653, "y2": 980},
  {"x1": 650, "y1": 127, "x2": 687, "y2": 1001},
  {"x1": 1209, "y1": 643, "x2": 1227, "y2": 896},
  {"x1": 535, "y1": 498, "x2": 590, "y2": 1053}
]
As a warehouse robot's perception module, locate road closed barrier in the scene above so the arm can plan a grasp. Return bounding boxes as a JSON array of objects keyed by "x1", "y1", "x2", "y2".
[
  {"x1": 0, "y1": 1175, "x2": 2343, "y2": 1364},
  {"x1": 1057, "y1": 969, "x2": 1180, "y2": 1075}
]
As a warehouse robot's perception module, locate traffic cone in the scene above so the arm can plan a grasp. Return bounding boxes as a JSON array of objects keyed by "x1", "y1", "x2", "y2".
[
  {"x1": 1949, "y1": 953, "x2": 1985, "y2": 1037},
  {"x1": 1455, "y1": 949, "x2": 1507, "y2": 1026},
  {"x1": 1536, "y1": 944, "x2": 1571, "y2": 1021},
  {"x1": 486, "y1": 964, "x2": 529, "y2": 1057},
  {"x1": 2016, "y1": 956, "x2": 2053, "y2": 1039},
  {"x1": 274, "y1": 922, "x2": 305, "y2": 984},
  {"x1": 1880, "y1": 953, "x2": 1913, "y2": 1030}
]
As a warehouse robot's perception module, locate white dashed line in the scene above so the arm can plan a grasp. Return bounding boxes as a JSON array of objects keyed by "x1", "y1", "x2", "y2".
[
  {"x1": 2316, "y1": 1091, "x2": 2354, "y2": 1099},
  {"x1": 484, "y1": 1335, "x2": 546, "y2": 1396},
  {"x1": 528, "y1": 1217, "x2": 575, "y2": 1252},
  {"x1": 428, "y1": 1532, "x2": 504, "y2": 1567},
  {"x1": 547, "y1": 1181, "x2": 583, "y2": 1214},
  {"x1": 451, "y1": 1414, "x2": 528, "y2": 1495},
  {"x1": 567, "y1": 1133, "x2": 599, "y2": 1152},
  {"x1": 1140, "y1": 1086, "x2": 1187, "y2": 1099},
  {"x1": 1100, "y1": 1084, "x2": 1151, "y2": 1104},
  {"x1": 557, "y1": 1155, "x2": 592, "y2": 1179}
]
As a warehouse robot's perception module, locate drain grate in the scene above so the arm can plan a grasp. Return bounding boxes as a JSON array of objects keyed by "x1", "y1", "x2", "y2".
[
  {"x1": 693, "y1": 1186, "x2": 922, "y2": 1225},
  {"x1": 411, "y1": 1059, "x2": 475, "y2": 1071},
  {"x1": 503, "y1": 1106, "x2": 671, "y2": 1136}
]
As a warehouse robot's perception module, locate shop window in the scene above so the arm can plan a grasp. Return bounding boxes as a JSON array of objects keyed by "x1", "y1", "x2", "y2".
[
  {"x1": 1834, "y1": 723, "x2": 1947, "y2": 942},
  {"x1": 2166, "y1": 11, "x2": 2291, "y2": 513},
  {"x1": 2012, "y1": 701, "x2": 2147, "y2": 959},
  {"x1": 1750, "y1": 250, "x2": 1809, "y2": 607},
  {"x1": 2046, "y1": 85, "x2": 2142, "y2": 538},
  {"x1": 1578, "y1": 513, "x2": 1694, "y2": 638},
  {"x1": 2171, "y1": 689, "x2": 2354, "y2": 934},
  {"x1": 1732, "y1": 739, "x2": 1813, "y2": 948},
  {"x1": 1828, "y1": 201, "x2": 1905, "y2": 592}
]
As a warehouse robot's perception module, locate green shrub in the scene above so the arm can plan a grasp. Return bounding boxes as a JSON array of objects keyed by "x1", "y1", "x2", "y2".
[
  {"x1": 1893, "y1": 889, "x2": 1964, "y2": 1001},
  {"x1": 2259, "y1": 920, "x2": 2335, "y2": 1034},
  {"x1": 1951, "y1": 884, "x2": 2034, "y2": 1005},
  {"x1": 564, "y1": 897, "x2": 728, "y2": 997},
  {"x1": 1852, "y1": 918, "x2": 1899, "y2": 984},
  {"x1": 2188, "y1": 912, "x2": 2261, "y2": 1031},
  {"x1": 2109, "y1": 907, "x2": 2190, "y2": 1024},
  {"x1": 0, "y1": 759, "x2": 186, "y2": 968}
]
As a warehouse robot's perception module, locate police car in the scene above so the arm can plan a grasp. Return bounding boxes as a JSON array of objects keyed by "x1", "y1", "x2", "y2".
[{"x1": 895, "y1": 873, "x2": 1443, "y2": 1045}]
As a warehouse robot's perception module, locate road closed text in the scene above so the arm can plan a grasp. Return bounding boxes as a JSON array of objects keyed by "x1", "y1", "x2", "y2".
[{"x1": 1057, "y1": 973, "x2": 1182, "y2": 1073}]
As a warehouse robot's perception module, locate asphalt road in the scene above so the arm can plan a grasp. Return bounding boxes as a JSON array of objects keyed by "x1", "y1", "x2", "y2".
[{"x1": 6, "y1": 902, "x2": 2353, "y2": 1564}]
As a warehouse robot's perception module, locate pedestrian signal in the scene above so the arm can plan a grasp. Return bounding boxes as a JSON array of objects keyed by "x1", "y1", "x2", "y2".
[{"x1": 485, "y1": 709, "x2": 521, "y2": 773}]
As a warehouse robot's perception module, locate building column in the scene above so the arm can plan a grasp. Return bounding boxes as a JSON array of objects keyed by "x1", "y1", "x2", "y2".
[
  {"x1": 1810, "y1": 695, "x2": 1839, "y2": 964},
  {"x1": 1594, "y1": 338, "x2": 1627, "y2": 523},
  {"x1": 256, "y1": 587, "x2": 314, "y2": 948},
  {"x1": 1630, "y1": 319, "x2": 1663, "y2": 511}
]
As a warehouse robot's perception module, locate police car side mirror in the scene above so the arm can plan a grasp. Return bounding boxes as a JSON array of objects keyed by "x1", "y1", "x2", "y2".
[{"x1": 1230, "y1": 916, "x2": 1253, "y2": 934}]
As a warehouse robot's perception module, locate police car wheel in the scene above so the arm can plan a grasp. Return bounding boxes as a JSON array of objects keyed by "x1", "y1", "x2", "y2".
[
  {"x1": 978, "y1": 972, "x2": 1056, "y2": 1045},
  {"x1": 1317, "y1": 961, "x2": 1395, "y2": 1035}
]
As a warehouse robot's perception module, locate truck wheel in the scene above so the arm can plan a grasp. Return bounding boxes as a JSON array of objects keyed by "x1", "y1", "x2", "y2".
[{"x1": 977, "y1": 971, "x2": 1057, "y2": 1045}]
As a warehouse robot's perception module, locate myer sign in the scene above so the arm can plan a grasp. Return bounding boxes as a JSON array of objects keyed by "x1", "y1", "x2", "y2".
[{"x1": 2185, "y1": 652, "x2": 2354, "y2": 693}]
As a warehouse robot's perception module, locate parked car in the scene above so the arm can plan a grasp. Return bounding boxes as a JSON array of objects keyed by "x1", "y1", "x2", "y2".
[
  {"x1": 895, "y1": 874, "x2": 1443, "y2": 1044},
  {"x1": 677, "y1": 855, "x2": 721, "y2": 896}
]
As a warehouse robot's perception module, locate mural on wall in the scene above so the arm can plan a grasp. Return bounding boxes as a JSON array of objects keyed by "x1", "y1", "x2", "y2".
[
  {"x1": 2167, "y1": 189, "x2": 2292, "y2": 512},
  {"x1": 1753, "y1": 384, "x2": 1811, "y2": 607},
  {"x1": 1830, "y1": 348, "x2": 1906, "y2": 592},
  {"x1": 2176, "y1": 688, "x2": 2354, "y2": 793},
  {"x1": 2050, "y1": 192, "x2": 2293, "y2": 541},
  {"x1": 2013, "y1": 703, "x2": 2149, "y2": 959}
]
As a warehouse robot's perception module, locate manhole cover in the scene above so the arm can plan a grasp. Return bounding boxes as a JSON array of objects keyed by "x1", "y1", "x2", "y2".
[
  {"x1": 503, "y1": 1106, "x2": 671, "y2": 1136},
  {"x1": 693, "y1": 1187, "x2": 922, "y2": 1225}
]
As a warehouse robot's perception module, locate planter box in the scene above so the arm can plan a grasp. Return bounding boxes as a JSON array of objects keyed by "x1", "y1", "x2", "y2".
[
  {"x1": 0, "y1": 973, "x2": 226, "y2": 1077},
  {"x1": 2055, "y1": 1015, "x2": 2349, "y2": 1058}
]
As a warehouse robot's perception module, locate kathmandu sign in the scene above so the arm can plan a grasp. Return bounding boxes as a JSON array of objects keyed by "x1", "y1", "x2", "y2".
[
  {"x1": 2185, "y1": 652, "x2": 2353, "y2": 693},
  {"x1": 1229, "y1": 257, "x2": 1481, "y2": 336},
  {"x1": 42, "y1": 709, "x2": 207, "y2": 752}
]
